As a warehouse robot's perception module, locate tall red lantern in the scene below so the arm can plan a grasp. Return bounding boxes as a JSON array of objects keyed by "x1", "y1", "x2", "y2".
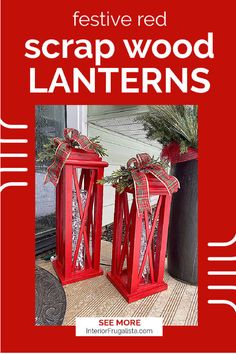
[
  {"x1": 44, "y1": 129, "x2": 108, "y2": 285},
  {"x1": 107, "y1": 154, "x2": 179, "y2": 303}
]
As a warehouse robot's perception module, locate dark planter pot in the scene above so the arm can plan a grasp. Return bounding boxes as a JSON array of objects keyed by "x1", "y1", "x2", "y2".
[{"x1": 167, "y1": 159, "x2": 198, "y2": 285}]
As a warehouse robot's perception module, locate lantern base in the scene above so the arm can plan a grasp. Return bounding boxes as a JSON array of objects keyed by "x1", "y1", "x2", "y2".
[
  {"x1": 107, "y1": 272, "x2": 168, "y2": 303},
  {"x1": 52, "y1": 260, "x2": 103, "y2": 285}
]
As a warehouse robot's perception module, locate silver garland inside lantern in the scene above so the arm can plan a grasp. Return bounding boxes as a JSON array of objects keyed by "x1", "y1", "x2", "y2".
[
  {"x1": 139, "y1": 212, "x2": 158, "y2": 283},
  {"x1": 72, "y1": 190, "x2": 87, "y2": 269}
]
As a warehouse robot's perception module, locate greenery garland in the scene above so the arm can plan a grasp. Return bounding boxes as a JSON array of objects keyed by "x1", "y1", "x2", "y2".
[
  {"x1": 137, "y1": 105, "x2": 198, "y2": 153},
  {"x1": 37, "y1": 136, "x2": 107, "y2": 164},
  {"x1": 98, "y1": 157, "x2": 168, "y2": 194}
]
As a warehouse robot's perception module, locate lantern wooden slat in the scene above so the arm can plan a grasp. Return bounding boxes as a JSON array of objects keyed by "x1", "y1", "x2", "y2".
[
  {"x1": 107, "y1": 175, "x2": 172, "y2": 303},
  {"x1": 53, "y1": 148, "x2": 108, "y2": 285}
]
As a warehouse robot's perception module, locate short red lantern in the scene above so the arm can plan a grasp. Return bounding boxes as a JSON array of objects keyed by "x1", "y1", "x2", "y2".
[
  {"x1": 107, "y1": 154, "x2": 179, "y2": 303},
  {"x1": 44, "y1": 129, "x2": 108, "y2": 285}
]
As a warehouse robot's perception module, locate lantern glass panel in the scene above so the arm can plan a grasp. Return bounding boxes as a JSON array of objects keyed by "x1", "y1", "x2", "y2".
[{"x1": 70, "y1": 167, "x2": 97, "y2": 273}]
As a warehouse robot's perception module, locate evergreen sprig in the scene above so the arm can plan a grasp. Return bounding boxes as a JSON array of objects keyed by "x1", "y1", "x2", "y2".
[
  {"x1": 37, "y1": 136, "x2": 107, "y2": 164},
  {"x1": 98, "y1": 157, "x2": 168, "y2": 193},
  {"x1": 137, "y1": 105, "x2": 198, "y2": 153},
  {"x1": 89, "y1": 136, "x2": 108, "y2": 157},
  {"x1": 37, "y1": 138, "x2": 57, "y2": 164}
]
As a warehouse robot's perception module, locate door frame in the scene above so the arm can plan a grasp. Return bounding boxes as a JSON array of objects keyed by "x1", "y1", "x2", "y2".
[{"x1": 66, "y1": 105, "x2": 87, "y2": 134}]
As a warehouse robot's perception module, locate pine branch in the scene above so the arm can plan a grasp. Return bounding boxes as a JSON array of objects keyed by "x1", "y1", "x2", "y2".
[{"x1": 137, "y1": 105, "x2": 198, "y2": 152}]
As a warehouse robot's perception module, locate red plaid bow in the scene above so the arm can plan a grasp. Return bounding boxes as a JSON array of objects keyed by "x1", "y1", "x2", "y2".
[
  {"x1": 127, "y1": 153, "x2": 180, "y2": 215},
  {"x1": 44, "y1": 128, "x2": 100, "y2": 186}
]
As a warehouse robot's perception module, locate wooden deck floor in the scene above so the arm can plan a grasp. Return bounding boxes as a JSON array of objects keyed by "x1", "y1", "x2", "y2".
[{"x1": 36, "y1": 241, "x2": 198, "y2": 326}]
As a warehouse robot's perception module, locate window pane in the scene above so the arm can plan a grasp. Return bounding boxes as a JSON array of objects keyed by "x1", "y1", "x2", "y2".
[{"x1": 35, "y1": 105, "x2": 66, "y2": 235}]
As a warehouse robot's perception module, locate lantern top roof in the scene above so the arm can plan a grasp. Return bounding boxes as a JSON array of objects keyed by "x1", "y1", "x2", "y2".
[{"x1": 66, "y1": 148, "x2": 108, "y2": 168}]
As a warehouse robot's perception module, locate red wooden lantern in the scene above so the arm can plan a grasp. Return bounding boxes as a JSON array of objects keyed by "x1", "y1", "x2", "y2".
[
  {"x1": 107, "y1": 175, "x2": 178, "y2": 303},
  {"x1": 52, "y1": 148, "x2": 108, "y2": 285}
]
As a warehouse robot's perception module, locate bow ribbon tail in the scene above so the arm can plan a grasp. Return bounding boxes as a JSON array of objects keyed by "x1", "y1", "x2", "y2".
[
  {"x1": 44, "y1": 141, "x2": 71, "y2": 186},
  {"x1": 147, "y1": 166, "x2": 180, "y2": 194},
  {"x1": 131, "y1": 170, "x2": 152, "y2": 216}
]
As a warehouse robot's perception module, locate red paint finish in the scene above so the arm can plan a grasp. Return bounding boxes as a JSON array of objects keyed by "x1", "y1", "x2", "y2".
[
  {"x1": 53, "y1": 148, "x2": 108, "y2": 285},
  {"x1": 108, "y1": 175, "x2": 173, "y2": 303}
]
